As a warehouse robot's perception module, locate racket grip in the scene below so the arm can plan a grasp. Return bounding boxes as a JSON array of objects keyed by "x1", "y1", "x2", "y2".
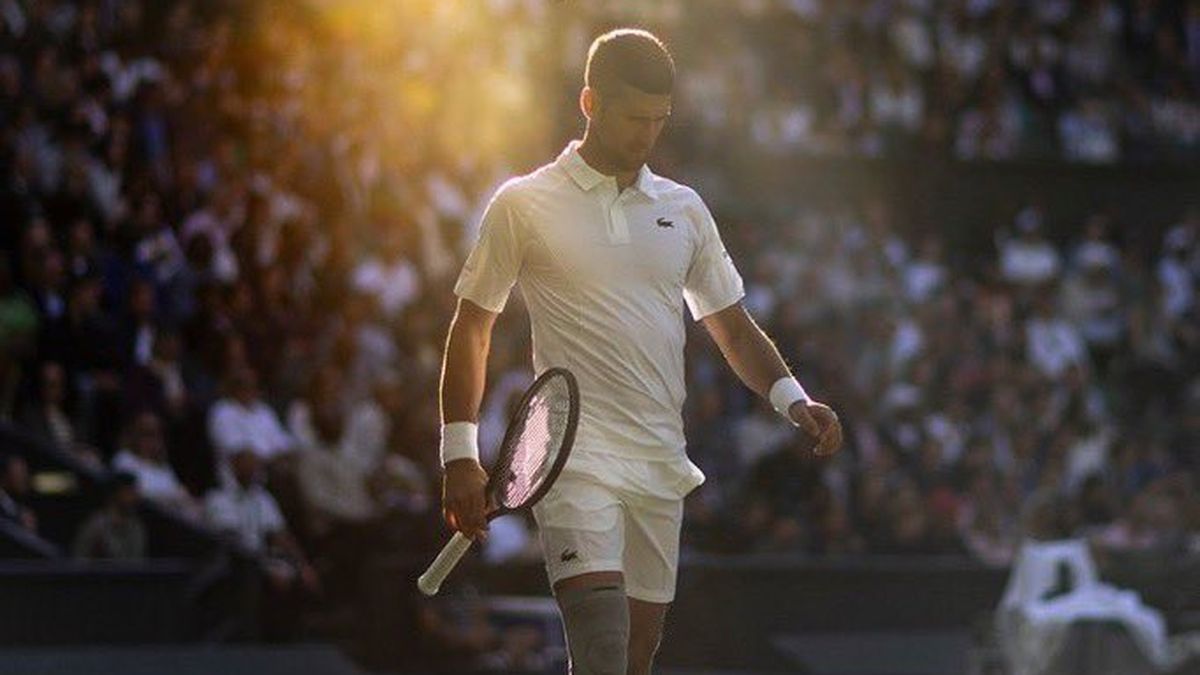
[{"x1": 417, "y1": 531, "x2": 474, "y2": 596}]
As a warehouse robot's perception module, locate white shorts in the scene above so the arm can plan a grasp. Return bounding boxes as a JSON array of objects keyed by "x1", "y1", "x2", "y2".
[{"x1": 532, "y1": 471, "x2": 684, "y2": 604}]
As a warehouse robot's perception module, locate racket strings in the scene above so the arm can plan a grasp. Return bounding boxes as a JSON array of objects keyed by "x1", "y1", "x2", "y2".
[{"x1": 494, "y1": 380, "x2": 570, "y2": 510}]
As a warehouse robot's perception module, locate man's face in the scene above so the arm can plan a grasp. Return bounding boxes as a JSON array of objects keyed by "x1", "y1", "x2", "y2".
[
  {"x1": 4, "y1": 457, "x2": 29, "y2": 495},
  {"x1": 588, "y1": 81, "x2": 671, "y2": 171},
  {"x1": 155, "y1": 333, "x2": 181, "y2": 362},
  {"x1": 231, "y1": 451, "x2": 260, "y2": 487},
  {"x1": 41, "y1": 364, "x2": 64, "y2": 404},
  {"x1": 133, "y1": 415, "x2": 165, "y2": 460},
  {"x1": 114, "y1": 485, "x2": 139, "y2": 514}
]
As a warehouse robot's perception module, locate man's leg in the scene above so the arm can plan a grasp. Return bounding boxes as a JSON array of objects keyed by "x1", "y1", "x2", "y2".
[
  {"x1": 535, "y1": 475, "x2": 629, "y2": 674},
  {"x1": 622, "y1": 489, "x2": 684, "y2": 675},
  {"x1": 554, "y1": 571, "x2": 628, "y2": 675},
  {"x1": 627, "y1": 597, "x2": 669, "y2": 675}
]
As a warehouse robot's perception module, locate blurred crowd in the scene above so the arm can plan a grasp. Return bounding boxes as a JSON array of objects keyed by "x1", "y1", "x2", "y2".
[
  {"x1": 0, "y1": 1, "x2": 1197, "y2": 661},
  {"x1": 639, "y1": 0, "x2": 1200, "y2": 163},
  {"x1": 680, "y1": 200, "x2": 1200, "y2": 567}
]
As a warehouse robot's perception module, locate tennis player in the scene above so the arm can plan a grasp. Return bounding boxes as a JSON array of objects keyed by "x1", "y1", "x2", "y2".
[{"x1": 439, "y1": 28, "x2": 843, "y2": 675}]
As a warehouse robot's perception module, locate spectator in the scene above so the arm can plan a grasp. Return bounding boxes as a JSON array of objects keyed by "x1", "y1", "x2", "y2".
[
  {"x1": 19, "y1": 361, "x2": 84, "y2": 451},
  {"x1": 287, "y1": 365, "x2": 378, "y2": 536},
  {"x1": 739, "y1": 435, "x2": 825, "y2": 552},
  {"x1": 1025, "y1": 294, "x2": 1089, "y2": 380},
  {"x1": 924, "y1": 485, "x2": 969, "y2": 555},
  {"x1": 122, "y1": 328, "x2": 193, "y2": 427},
  {"x1": 350, "y1": 227, "x2": 420, "y2": 322},
  {"x1": 1094, "y1": 489, "x2": 1183, "y2": 553},
  {"x1": 1000, "y1": 207, "x2": 1062, "y2": 288},
  {"x1": 205, "y1": 448, "x2": 318, "y2": 593},
  {"x1": 903, "y1": 236, "x2": 948, "y2": 304},
  {"x1": 0, "y1": 453, "x2": 36, "y2": 534},
  {"x1": 26, "y1": 246, "x2": 67, "y2": 326},
  {"x1": 962, "y1": 493, "x2": 1018, "y2": 567},
  {"x1": 49, "y1": 272, "x2": 124, "y2": 454},
  {"x1": 1074, "y1": 473, "x2": 1120, "y2": 531},
  {"x1": 412, "y1": 586, "x2": 502, "y2": 670},
  {"x1": 118, "y1": 278, "x2": 160, "y2": 367},
  {"x1": 206, "y1": 366, "x2": 294, "y2": 486},
  {"x1": 72, "y1": 472, "x2": 146, "y2": 560},
  {"x1": 179, "y1": 185, "x2": 242, "y2": 285},
  {"x1": 1058, "y1": 99, "x2": 1120, "y2": 163},
  {"x1": 63, "y1": 219, "x2": 102, "y2": 288},
  {"x1": 1062, "y1": 243, "x2": 1125, "y2": 356},
  {"x1": 287, "y1": 364, "x2": 390, "y2": 477},
  {"x1": 112, "y1": 411, "x2": 200, "y2": 520},
  {"x1": 0, "y1": 257, "x2": 38, "y2": 366},
  {"x1": 879, "y1": 478, "x2": 937, "y2": 554},
  {"x1": 1158, "y1": 225, "x2": 1196, "y2": 320}
]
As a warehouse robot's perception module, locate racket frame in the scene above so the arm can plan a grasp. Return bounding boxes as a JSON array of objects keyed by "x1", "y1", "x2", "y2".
[{"x1": 417, "y1": 367, "x2": 579, "y2": 596}]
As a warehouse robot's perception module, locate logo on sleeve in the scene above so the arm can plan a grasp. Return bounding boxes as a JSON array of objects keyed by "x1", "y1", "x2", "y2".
[{"x1": 656, "y1": 217, "x2": 674, "y2": 228}]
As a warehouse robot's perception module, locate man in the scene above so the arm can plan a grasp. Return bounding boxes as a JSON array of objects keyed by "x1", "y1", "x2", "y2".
[
  {"x1": 112, "y1": 411, "x2": 201, "y2": 519},
  {"x1": 207, "y1": 366, "x2": 295, "y2": 486},
  {"x1": 439, "y1": 29, "x2": 843, "y2": 675},
  {"x1": 206, "y1": 448, "x2": 321, "y2": 641},
  {"x1": 205, "y1": 448, "x2": 319, "y2": 594},
  {"x1": 0, "y1": 453, "x2": 36, "y2": 533},
  {"x1": 72, "y1": 472, "x2": 147, "y2": 560}
]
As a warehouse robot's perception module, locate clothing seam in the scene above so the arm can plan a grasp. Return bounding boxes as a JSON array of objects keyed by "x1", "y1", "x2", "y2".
[
  {"x1": 624, "y1": 585, "x2": 675, "y2": 604},
  {"x1": 545, "y1": 560, "x2": 624, "y2": 584}
]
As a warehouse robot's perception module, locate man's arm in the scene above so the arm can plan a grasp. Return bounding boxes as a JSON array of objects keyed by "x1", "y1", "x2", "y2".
[
  {"x1": 439, "y1": 298, "x2": 499, "y2": 538},
  {"x1": 701, "y1": 301, "x2": 843, "y2": 456}
]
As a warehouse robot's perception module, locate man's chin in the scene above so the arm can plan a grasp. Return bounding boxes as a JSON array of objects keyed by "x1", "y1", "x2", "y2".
[{"x1": 620, "y1": 154, "x2": 649, "y2": 171}]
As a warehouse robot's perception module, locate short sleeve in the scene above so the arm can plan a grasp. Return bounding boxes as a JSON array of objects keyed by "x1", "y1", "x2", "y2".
[
  {"x1": 682, "y1": 194, "x2": 744, "y2": 320},
  {"x1": 207, "y1": 402, "x2": 245, "y2": 456},
  {"x1": 454, "y1": 185, "x2": 525, "y2": 313},
  {"x1": 204, "y1": 493, "x2": 237, "y2": 533},
  {"x1": 259, "y1": 491, "x2": 286, "y2": 534}
]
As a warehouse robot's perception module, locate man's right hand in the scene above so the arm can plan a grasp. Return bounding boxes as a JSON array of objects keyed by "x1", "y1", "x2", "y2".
[{"x1": 442, "y1": 458, "x2": 490, "y2": 539}]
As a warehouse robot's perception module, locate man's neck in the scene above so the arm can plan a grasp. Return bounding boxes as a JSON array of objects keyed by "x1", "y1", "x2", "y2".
[{"x1": 577, "y1": 136, "x2": 639, "y2": 192}]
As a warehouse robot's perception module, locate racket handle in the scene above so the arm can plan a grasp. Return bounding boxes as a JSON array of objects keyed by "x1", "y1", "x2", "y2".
[{"x1": 417, "y1": 531, "x2": 474, "y2": 596}]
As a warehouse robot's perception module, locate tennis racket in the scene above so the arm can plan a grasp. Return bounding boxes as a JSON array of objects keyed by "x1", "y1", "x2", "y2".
[{"x1": 418, "y1": 367, "x2": 579, "y2": 596}]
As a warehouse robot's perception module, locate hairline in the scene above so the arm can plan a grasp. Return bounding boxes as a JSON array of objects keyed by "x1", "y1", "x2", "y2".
[{"x1": 585, "y1": 29, "x2": 675, "y2": 97}]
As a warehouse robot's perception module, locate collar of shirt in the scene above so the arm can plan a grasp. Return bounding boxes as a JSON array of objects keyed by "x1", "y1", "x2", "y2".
[{"x1": 557, "y1": 140, "x2": 659, "y2": 201}]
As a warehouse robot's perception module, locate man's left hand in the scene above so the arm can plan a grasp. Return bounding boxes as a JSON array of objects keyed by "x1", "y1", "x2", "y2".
[{"x1": 788, "y1": 400, "x2": 843, "y2": 457}]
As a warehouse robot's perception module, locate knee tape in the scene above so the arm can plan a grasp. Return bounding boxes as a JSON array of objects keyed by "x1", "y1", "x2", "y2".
[{"x1": 557, "y1": 582, "x2": 629, "y2": 675}]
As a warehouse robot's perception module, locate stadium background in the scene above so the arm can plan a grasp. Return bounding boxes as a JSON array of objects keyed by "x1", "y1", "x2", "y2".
[{"x1": 0, "y1": 0, "x2": 1197, "y2": 673}]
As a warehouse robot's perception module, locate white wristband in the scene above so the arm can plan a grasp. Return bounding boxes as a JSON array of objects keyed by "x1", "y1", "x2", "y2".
[
  {"x1": 440, "y1": 421, "x2": 480, "y2": 467},
  {"x1": 769, "y1": 377, "x2": 810, "y2": 424}
]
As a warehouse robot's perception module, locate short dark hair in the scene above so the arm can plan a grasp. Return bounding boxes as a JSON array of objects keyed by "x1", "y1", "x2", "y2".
[{"x1": 585, "y1": 29, "x2": 674, "y2": 96}]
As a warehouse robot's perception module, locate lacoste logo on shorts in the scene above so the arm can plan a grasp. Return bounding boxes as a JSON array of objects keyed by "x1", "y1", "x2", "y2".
[
  {"x1": 656, "y1": 217, "x2": 674, "y2": 228},
  {"x1": 560, "y1": 548, "x2": 579, "y2": 562}
]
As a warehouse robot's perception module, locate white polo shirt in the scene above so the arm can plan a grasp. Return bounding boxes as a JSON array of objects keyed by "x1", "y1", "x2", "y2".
[{"x1": 455, "y1": 141, "x2": 744, "y2": 498}]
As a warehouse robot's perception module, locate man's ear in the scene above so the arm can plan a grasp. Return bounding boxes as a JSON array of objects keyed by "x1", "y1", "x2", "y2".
[{"x1": 580, "y1": 86, "x2": 594, "y2": 120}]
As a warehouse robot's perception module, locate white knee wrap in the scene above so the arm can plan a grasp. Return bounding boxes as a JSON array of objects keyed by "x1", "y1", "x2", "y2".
[{"x1": 557, "y1": 582, "x2": 629, "y2": 675}]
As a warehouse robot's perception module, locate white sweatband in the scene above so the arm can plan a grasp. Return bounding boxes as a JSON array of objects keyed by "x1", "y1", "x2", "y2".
[
  {"x1": 769, "y1": 377, "x2": 810, "y2": 424},
  {"x1": 440, "y1": 421, "x2": 480, "y2": 467}
]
